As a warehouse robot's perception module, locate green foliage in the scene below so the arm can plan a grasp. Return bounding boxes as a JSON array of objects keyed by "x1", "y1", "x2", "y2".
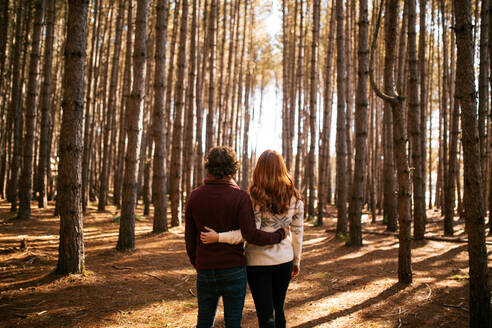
[
  {"x1": 336, "y1": 232, "x2": 348, "y2": 241},
  {"x1": 451, "y1": 273, "x2": 469, "y2": 281}
]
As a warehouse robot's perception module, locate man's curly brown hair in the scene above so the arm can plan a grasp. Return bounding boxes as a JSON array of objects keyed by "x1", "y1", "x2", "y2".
[{"x1": 205, "y1": 146, "x2": 239, "y2": 179}]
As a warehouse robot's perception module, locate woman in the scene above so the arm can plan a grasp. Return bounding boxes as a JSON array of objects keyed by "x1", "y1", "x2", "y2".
[{"x1": 201, "y1": 149, "x2": 304, "y2": 328}]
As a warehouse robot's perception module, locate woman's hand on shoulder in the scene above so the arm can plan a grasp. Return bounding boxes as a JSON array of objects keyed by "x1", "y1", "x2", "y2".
[{"x1": 200, "y1": 226, "x2": 219, "y2": 244}]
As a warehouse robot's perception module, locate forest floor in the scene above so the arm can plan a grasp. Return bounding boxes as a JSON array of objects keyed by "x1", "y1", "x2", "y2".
[{"x1": 0, "y1": 199, "x2": 487, "y2": 328}]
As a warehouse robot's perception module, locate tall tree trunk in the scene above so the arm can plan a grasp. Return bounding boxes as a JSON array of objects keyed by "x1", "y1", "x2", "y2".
[
  {"x1": 216, "y1": 0, "x2": 228, "y2": 145},
  {"x1": 7, "y1": 1, "x2": 26, "y2": 211},
  {"x1": 348, "y1": 0, "x2": 369, "y2": 246},
  {"x1": 0, "y1": 0, "x2": 8, "y2": 92},
  {"x1": 117, "y1": 0, "x2": 150, "y2": 251},
  {"x1": 164, "y1": 0, "x2": 181, "y2": 175},
  {"x1": 232, "y1": 0, "x2": 247, "y2": 157},
  {"x1": 380, "y1": 0, "x2": 398, "y2": 232},
  {"x1": 318, "y1": 2, "x2": 335, "y2": 223},
  {"x1": 18, "y1": 0, "x2": 46, "y2": 219},
  {"x1": 294, "y1": 0, "x2": 304, "y2": 189},
  {"x1": 56, "y1": 0, "x2": 88, "y2": 275},
  {"x1": 183, "y1": 0, "x2": 197, "y2": 200},
  {"x1": 194, "y1": 0, "x2": 205, "y2": 188},
  {"x1": 445, "y1": 70, "x2": 460, "y2": 237},
  {"x1": 114, "y1": 0, "x2": 133, "y2": 208},
  {"x1": 99, "y1": 0, "x2": 125, "y2": 211},
  {"x1": 82, "y1": 0, "x2": 102, "y2": 212},
  {"x1": 408, "y1": 0, "x2": 425, "y2": 241},
  {"x1": 281, "y1": 0, "x2": 289, "y2": 164},
  {"x1": 392, "y1": 0, "x2": 412, "y2": 286},
  {"x1": 152, "y1": 0, "x2": 170, "y2": 233},
  {"x1": 169, "y1": 0, "x2": 189, "y2": 227},
  {"x1": 335, "y1": 0, "x2": 347, "y2": 235},
  {"x1": 142, "y1": 127, "x2": 152, "y2": 216},
  {"x1": 418, "y1": 0, "x2": 428, "y2": 219},
  {"x1": 488, "y1": 0, "x2": 492, "y2": 235},
  {"x1": 454, "y1": 0, "x2": 492, "y2": 324},
  {"x1": 205, "y1": 0, "x2": 217, "y2": 152},
  {"x1": 0, "y1": 0, "x2": 10, "y2": 198},
  {"x1": 36, "y1": 0, "x2": 55, "y2": 209},
  {"x1": 370, "y1": 0, "x2": 412, "y2": 284},
  {"x1": 307, "y1": 0, "x2": 320, "y2": 218},
  {"x1": 441, "y1": 0, "x2": 451, "y2": 230},
  {"x1": 479, "y1": 0, "x2": 489, "y2": 207},
  {"x1": 241, "y1": 71, "x2": 252, "y2": 189},
  {"x1": 345, "y1": 0, "x2": 353, "y2": 198}
]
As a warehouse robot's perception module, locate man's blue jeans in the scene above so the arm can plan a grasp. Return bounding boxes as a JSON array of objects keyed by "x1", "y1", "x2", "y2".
[{"x1": 196, "y1": 266, "x2": 247, "y2": 328}]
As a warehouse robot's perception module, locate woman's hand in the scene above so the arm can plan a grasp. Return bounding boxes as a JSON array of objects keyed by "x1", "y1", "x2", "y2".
[
  {"x1": 292, "y1": 265, "x2": 300, "y2": 278},
  {"x1": 200, "y1": 226, "x2": 219, "y2": 244}
]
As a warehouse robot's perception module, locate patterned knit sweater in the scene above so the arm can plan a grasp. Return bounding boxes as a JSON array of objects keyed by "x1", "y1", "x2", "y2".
[{"x1": 218, "y1": 197, "x2": 304, "y2": 267}]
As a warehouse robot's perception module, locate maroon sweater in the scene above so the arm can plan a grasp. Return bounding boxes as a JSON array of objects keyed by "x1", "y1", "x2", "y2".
[{"x1": 185, "y1": 178, "x2": 284, "y2": 270}]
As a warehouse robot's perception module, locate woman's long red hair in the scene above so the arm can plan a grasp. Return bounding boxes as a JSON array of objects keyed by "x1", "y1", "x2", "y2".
[{"x1": 249, "y1": 150, "x2": 300, "y2": 214}]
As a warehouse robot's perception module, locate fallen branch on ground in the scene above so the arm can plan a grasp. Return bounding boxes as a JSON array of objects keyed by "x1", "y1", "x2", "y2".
[
  {"x1": 112, "y1": 265, "x2": 133, "y2": 270},
  {"x1": 143, "y1": 273, "x2": 164, "y2": 282}
]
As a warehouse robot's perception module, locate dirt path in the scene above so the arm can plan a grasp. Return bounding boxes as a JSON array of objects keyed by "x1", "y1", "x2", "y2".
[{"x1": 0, "y1": 200, "x2": 482, "y2": 327}]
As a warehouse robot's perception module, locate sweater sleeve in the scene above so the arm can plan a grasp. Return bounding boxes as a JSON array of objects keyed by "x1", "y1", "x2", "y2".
[
  {"x1": 238, "y1": 192, "x2": 285, "y2": 245},
  {"x1": 218, "y1": 230, "x2": 244, "y2": 244},
  {"x1": 291, "y1": 200, "x2": 304, "y2": 267},
  {"x1": 218, "y1": 212, "x2": 262, "y2": 244},
  {"x1": 184, "y1": 197, "x2": 197, "y2": 268}
]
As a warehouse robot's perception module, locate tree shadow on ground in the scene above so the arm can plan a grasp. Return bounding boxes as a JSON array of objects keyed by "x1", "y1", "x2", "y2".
[{"x1": 291, "y1": 282, "x2": 406, "y2": 328}]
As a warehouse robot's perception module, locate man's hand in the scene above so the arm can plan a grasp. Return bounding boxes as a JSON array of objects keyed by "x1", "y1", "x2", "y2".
[
  {"x1": 200, "y1": 226, "x2": 219, "y2": 244},
  {"x1": 292, "y1": 265, "x2": 300, "y2": 278}
]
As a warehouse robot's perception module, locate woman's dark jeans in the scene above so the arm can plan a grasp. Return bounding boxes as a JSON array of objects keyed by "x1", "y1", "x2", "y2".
[
  {"x1": 196, "y1": 266, "x2": 247, "y2": 328},
  {"x1": 247, "y1": 261, "x2": 293, "y2": 328}
]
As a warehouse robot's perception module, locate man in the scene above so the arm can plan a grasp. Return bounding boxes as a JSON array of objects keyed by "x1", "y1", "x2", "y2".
[{"x1": 185, "y1": 146, "x2": 286, "y2": 328}]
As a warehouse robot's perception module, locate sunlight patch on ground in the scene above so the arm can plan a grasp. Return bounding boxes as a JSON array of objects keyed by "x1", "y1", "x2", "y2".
[{"x1": 303, "y1": 236, "x2": 329, "y2": 246}]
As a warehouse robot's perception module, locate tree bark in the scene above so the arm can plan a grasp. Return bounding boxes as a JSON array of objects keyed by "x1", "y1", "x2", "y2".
[
  {"x1": 408, "y1": 0, "x2": 425, "y2": 241},
  {"x1": 418, "y1": 0, "x2": 428, "y2": 220},
  {"x1": 7, "y1": 1, "x2": 26, "y2": 211},
  {"x1": 36, "y1": 0, "x2": 55, "y2": 209},
  {"x1": 18, "y1": 0, "x2": 46, "y2": 219},
  {"x1": 348, "y1": 0, "x2": 369, "y2": 246},
  {"x1": 117, "y1": 0, "x2": 150, "y2": 251},
  {"x1": 335, "y1": 0, "x2": 347, "y2": 235},
  {"x1": 370, "y1": 0, "x2": 412, "y2": 284},
  {"x1": 114, "y1": 0, "x2": 133, "y2": 208},
  {"x1": 183, "y1": 0, "x2": 197, "y2": 200},
  {"x1": 164, "y1": 0, "x2": 181, "y2": 172},
  {"x1": 82, "y1": 0, "x2": 101, "y2": 212},
  {"x1": 307, "y1": 0, "x2": 320, "y2": 218},
  {"x1": 194, "y1": 0, "x2": 206, "y2": 188},
  {"x1": 205, "y1": 0, "x2": 217, "y2": 152},
  {"x1": 454, "y1": 0, "x2": 492, "y2": 324},
  {"x1": 318, "y1": 2, "x2": 335, "y2": 223},
  {"x1": 294, "y1": 0, "x2": 304, "y2": 189},
  {"x1": 441, "y1": 0, "x2": 451, "y2": 230},
  {"x1": 169, "y1": 0, "x2": 189, "y2": 227},
  {"x1": 98, "y1": 0, "x2": 125, "y2": 211},
  {"x1": 152, "y1": 0, "x2": 170, "y2": 233},
  {"x1": 479, "y1": 0, "x2": 489, "y2": 208},
  {"x1": 56, "y1": 0, "x2": 88, "y2": 275}
]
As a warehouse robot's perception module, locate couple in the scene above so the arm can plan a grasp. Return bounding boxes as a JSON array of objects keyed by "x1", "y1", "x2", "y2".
[{"x1": 185, "y1": 146, "x2": 304, "y2": 328}]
